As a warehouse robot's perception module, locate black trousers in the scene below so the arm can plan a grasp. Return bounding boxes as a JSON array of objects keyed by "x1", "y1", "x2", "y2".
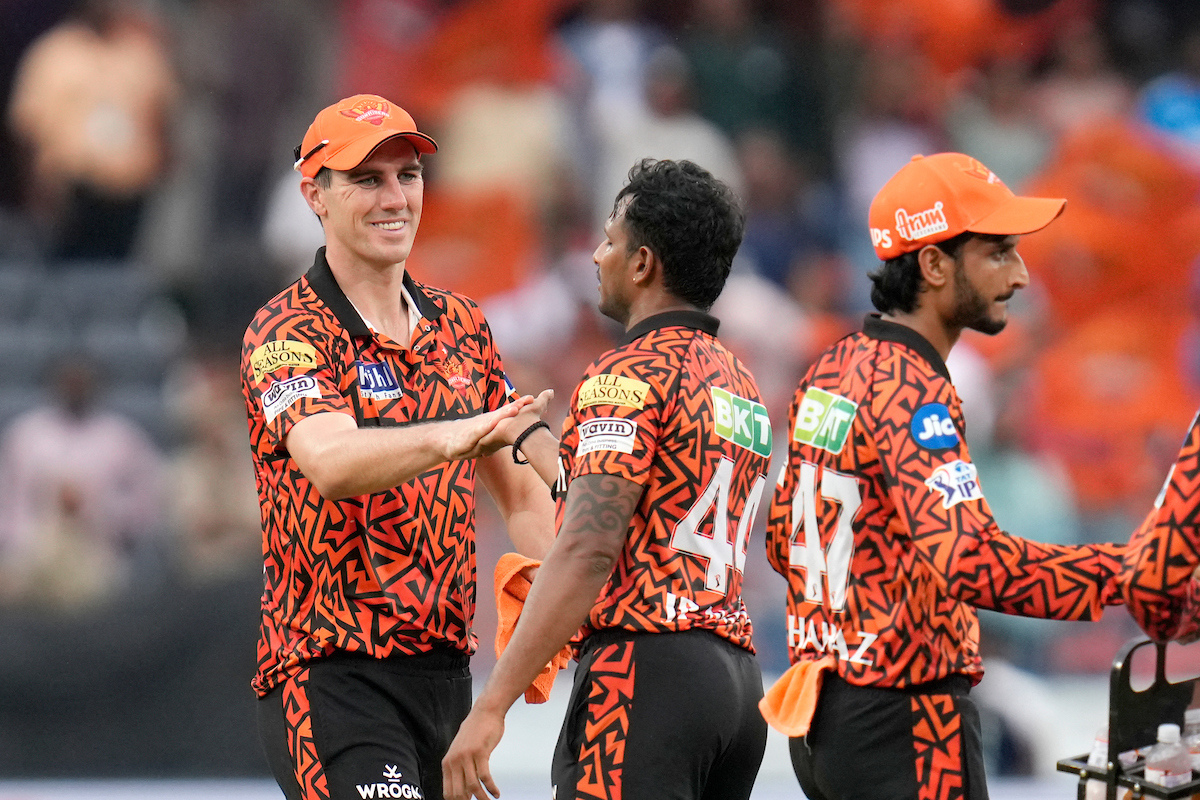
[
  {"x1": 790, "y1": 673, "x2": 988, "y2": 800},
  {"x1": 553, "y1": 629, "x2": 767, "y2": 800},
  {"x1": 258, "y1": 648, "x2": 472, "y2": 800}
]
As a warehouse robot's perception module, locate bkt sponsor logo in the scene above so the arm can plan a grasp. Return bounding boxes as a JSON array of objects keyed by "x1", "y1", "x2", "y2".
[
  {"x1": 711, "y1": 386, "x2": 771, "y2": 457},
  {"x1": 355, "y1": 764, "x2": 422, "y2": 799},
  {"x1": 793, "y1": 387, "x2": 857, "y2": 454},
  {"x1": 911, "y1": 403, "x2": 958, "y2": 450}
]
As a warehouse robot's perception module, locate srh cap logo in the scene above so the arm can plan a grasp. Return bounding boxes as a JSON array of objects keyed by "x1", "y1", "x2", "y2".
[
  {"x1": 294, "y1": 94, "x2": 437, "y2": 178},
  {"x1": 340, "y1": 97, "x2": 391, "y2": 126},
  {"x1": 959, "y1": 157, "x2": 1001, "y2": 184}
]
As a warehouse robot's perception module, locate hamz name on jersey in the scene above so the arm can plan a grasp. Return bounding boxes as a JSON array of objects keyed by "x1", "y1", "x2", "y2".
[
  {"x1": 711, "y1": 386, "x2": 772, "y2": 457},
  {"x1": 787, "y1": 613, "x2": 878, "y2": 666}
]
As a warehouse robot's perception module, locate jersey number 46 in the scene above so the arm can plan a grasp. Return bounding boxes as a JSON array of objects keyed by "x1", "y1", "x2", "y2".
[{"x1": 670, "y1": 457, "x2": 767, "y2": 596}]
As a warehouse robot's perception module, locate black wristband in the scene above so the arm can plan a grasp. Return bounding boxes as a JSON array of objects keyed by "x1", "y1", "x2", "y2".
[{"x1": 512, "y1": 420, "x2": 551, "y2": 464}]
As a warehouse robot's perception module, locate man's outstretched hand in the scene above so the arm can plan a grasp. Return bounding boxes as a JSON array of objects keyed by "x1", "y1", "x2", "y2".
[
  {"x1": 442, "y1": 706, "x2": 505, "y2": 800},
  {"x1": 444, "y1": 397, "x2": 534, "y2": 461}
]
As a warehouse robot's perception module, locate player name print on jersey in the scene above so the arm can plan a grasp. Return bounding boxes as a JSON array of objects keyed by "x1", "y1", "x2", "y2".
[
  {"x1": 793, "y1": 387, "x2": 857, "y2": 454},
  {"x1": 250, "y1": 340, "x2": 319, "y2": 382},
  {"x1": 711, "y1": 386, "x2": 772, "y2": 457},
  {"x1": 577, "y1": 373, "x2": 650, "y2": 410}
]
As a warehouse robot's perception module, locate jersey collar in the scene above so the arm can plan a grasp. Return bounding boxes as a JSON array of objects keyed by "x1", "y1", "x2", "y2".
[
  {"x1": 862, "y1": 313, "x2": 951, "y2": 381},
  {"x1": 305, "y1": 247, "x2": 444, "y2": 338},
  {"x1": 621, "y1": 309, "x2": 720, "y2": 346}
]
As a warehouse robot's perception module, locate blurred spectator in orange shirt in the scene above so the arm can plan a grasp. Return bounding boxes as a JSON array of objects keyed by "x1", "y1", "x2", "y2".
[
  {"x1": 1017, "y1": 119, "x2": 1200, "y2": 328},
  {"x1": 1027, "y1": 309, "x2": 1197, "y2": 539}
]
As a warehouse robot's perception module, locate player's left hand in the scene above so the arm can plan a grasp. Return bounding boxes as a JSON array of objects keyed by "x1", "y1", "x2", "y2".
[{"x1": 442, "y1": 707, "x2": 504, "y2": 800}]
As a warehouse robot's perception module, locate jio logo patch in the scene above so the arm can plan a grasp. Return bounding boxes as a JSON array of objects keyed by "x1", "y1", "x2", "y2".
[{"x1": 911, "y1": 403, "x2": 959, "y2": 450}]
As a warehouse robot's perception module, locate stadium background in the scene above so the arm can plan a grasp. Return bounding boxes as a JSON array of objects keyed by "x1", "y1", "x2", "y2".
[{"x1": 1, "y1": 0, "x2": 1199, "y2": 795}]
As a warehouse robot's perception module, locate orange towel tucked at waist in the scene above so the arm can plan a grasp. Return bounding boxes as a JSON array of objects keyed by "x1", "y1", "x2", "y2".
[
  {"x1": 758, "y1": 656, "x2": 836, "y2": 737},
  {"x1": 494, "y1": 552, "x2": 571, "y2": 704}
]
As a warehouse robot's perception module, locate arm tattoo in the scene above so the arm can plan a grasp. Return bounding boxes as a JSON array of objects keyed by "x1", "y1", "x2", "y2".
[{"x1": 559, "y1": 474, "x2": 642, "y2": 560}]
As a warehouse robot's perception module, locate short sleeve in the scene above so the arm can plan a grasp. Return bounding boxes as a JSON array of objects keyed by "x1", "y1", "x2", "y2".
[
  {"x1": 566, "y1": 357, "x2": 671, "y2": 488},
  {"x1": 241, "y1": 330, "x2": 351, "y2": 449}
]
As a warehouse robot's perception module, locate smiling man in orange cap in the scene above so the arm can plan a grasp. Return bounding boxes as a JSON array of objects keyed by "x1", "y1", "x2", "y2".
[
  {"x1": 241, "y1": 95, "x2": 556, "y2": 800},
  {"x1": 759, "y1": 153, "x2": 1127, "y2": 799}
]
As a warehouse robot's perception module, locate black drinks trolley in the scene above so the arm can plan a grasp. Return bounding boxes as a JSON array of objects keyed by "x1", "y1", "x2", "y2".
[{"x1": 1057, "y1": 637, "x2": 1200, "y2": 799}]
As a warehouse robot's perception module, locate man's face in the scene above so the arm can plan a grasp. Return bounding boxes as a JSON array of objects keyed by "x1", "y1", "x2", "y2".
[
  {"x1": 947, "y1": 234, "x2": 1028, "y2": 335},
  {"x1": 593, "y1": 199, "x2": 637, "y2": 326},
  {"x1": 305, "y1": 137, "x2": 424, "y2": 270}
]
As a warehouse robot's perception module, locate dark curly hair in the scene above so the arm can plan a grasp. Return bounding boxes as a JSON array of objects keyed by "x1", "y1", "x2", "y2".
[
  {"x1": 612, "y1": 159, "x2": 745, "y2": 311},
  {"x1": 867, "y1": 230, "x2": 976, "y2": 314}
]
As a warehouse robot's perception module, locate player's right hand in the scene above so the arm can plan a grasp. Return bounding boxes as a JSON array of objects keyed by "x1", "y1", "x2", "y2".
[
  {"x1": 442, "y1": 707, "x2": 504, "y2": 800},
  {"x1": 445, "y1": 397, "x2": 533, "y2": 461}
]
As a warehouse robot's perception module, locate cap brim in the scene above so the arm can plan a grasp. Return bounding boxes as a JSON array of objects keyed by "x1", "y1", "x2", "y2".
[
  {"x1": 968, "y1": 195, "x2": 1066, "y2": 236},
  {"x1": 322, "y1": 131, "x2": 438, "y2": 172}
]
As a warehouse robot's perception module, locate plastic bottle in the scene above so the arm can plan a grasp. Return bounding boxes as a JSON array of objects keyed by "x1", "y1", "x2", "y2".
[
  {"x1": 1184, "y1": 708, "x2": 1200, "y2": 772},
  {"x1": 1145, "y1": 723, "x2": 1192, "y2": 788},
  {"x1": 1085, "y1": 727, "x2": 1110, "y2": 800}
]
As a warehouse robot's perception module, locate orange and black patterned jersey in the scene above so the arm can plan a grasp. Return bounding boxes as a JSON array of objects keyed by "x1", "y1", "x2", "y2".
[
  {"x1": 765, "y1": 315, "x2": 1125, "y2": 688},
  {"x1": 241, "y1": 248, "x2": 517, "y2": 696},
  {"x1": 1121, "y1": 411, "x2": 1200, "y2": 641},
  {"x1": 555, "y1": 310, "x2": 772, "y2": 652}
]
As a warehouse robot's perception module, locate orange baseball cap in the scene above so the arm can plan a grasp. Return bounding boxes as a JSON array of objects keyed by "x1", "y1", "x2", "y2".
[
  {"x1": 293, "y1": 94, "x2": 438, "y2": 179},
  {"x1": 867, "y1": 153, "x2": 1065, "y2": 261}
]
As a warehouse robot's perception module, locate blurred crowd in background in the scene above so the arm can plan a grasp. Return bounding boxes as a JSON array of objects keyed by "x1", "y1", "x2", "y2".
[{"x1": 1, "y1": 0, "x2": 1200, "y2": 780}]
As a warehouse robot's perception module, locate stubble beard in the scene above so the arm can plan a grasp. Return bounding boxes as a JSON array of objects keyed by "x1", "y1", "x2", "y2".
[{"x1": 950, "y1": 263, "x2": 1008, "y2": 336}]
